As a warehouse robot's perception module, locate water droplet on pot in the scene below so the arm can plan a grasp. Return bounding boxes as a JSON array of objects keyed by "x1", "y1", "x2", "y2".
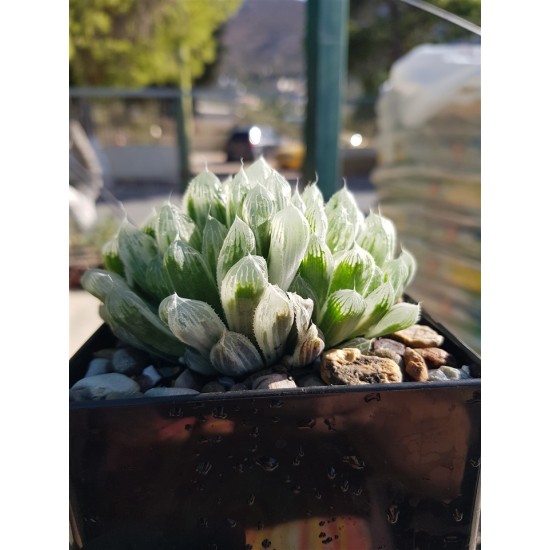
[
  {"x1": 470, "y1": 457, "x2": 481, "y2": 468},
  {"x1": 327, "y1": 466, "x2": 336, "y2": 480},
  {"x1": 298, "y1": 445, "x2": 304, "y2": 457},
  {"x1": 211, "y1": 406, "x2": 228, "y2": 419},
  {"x1": 343, "y1": 455, "x2": 366, "y2": 470},
  {"x1": 255, "y1": 456, "x2": 279, "y2": 472},
  {"x1": 272, "y1": 416, "x2": 281, "y2": 423},
  {"x1": 387, "y1": 504, "x2": 399, "y2": 524},
  {"x1": 364, "y1": 393, "x2": 381, "y2": 403},
  {"x1": 257, "y1": 520, "x2": 265, "y2": 530},
  {"x1": 319, "y1": 521, "x2": 325, "y2": 526},
  {"x1": 185, "y1": 424, "x2": 193, "y2": 431},
  {"x1": 293, "y1": 457, "x2": 301, "y2": 466},
  {"x1": 324, "y1": 418, "x2": 336, "y2": 431},
  {"x1": 340, "y1": 479, "x2": 349, "y2": 493},
  {"x1": 352, "y1": 486, "x2": 363, "y2": 496},
  {"x1": 319, "y1": 532, "x2": 327, "y2": 538},
  {"x1": 292, "y1": 485, "x2": 301, "y2": 494},
  {"x1": 314, "y1": 489, "x2": 322, "y2": 500},
  {"x1": 198, "y1": 517, "x2": 208, "y2": 528},
  {"x1": 297, "y1": 418, "x2": 316, "y2": 429},
  {"x1": 453, "y1": 508, "x2": 463, "y2": 522},
  {"x1": 270, "y1": 399, "x2": 283, "y2": 408},
  {"x1": 196, "y1": 461, "x2": 212, "y2": 476},
  {"x1": 250, "y1": 443, "x2": 259, "y2": 453},
  {"x1": 322, "y1": 537, "x2": 333, "y2": 545},
  {"x1": 248, "y1": 494, "x2": 256, "y2": 505},
  {"x1": 236, "y1": 463, "x2": 245, "y2": 474},
  {"x1": 261, "y1": 539, "x2": 271, "y2": 548},
  {"x1": 249, "y1": 426, "x2": 259, "y2": 438}
]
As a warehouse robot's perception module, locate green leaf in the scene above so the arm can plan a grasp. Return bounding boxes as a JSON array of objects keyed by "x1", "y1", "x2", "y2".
[
  {"x1": 210, "y1": 330, "x2": 265, "y2": 376},
  {"x1": 335, "y1": 337, "x2": 372, "y2": 354},
  {"x1": 226, "y1": 166, "x2": 255, "y2": 226},
  {"x1": 241, "y1": 184, "x2": 276, "y2": 257},
  {"x1": 291, "y1": 184, "x2": 306, "y2": 213},
  {"x1": 325, "y1": 185, "x2": 364, "y2": 238},
  {"x1": 182, "y1": 348, "x2": 218, "y2": 376},
  {"x1": 298, "y1": 233, "x2": 334, "y2": 307},
  {"x1": 288, "y1": 274, "x2": 320, "y2": 322},
  {"x1": 183, "y1": 170, "x2": 226, "y2": 230},
  {"x1": 363, "y1": 265, "x2": 385, "y2": 295},
  {"x1": 164, "y1": 240, "x2": 222, "y2": 315},
  {"x1": 80, "y1": 268, "x2": 128, "y2": 302},
  {"x1": 155, "y1": 202, "x2": 201, "y2": 253},
  {"x1": 220, "y1": 255, "x2": 268, "y2": 341},
  {"x1": 101, "y1": 237, "x2": 125, "y2": 278},
  {"x1": 353, "y1": 282, "x2": 395, "y2": 337},
  {"x1": 140, "y1": 207, "x2": 157, "y2": 238},
  {"x1": 105, "y1": 287, "x2": 188, "y2": 360},
  {"x1": 159, "y1": 294, "x2": 226, "y2": 358},
  {"x1": 304, "y1": 202, "x2": 329, "y2": 241},
  {"x1": 301, "y1": 180, "x2": 325, "y2": 211},
  {"x1": 216, "y1": 216, "x2": 256, "y2": 289},
  {"x1": 326, "y1": 204, "x2": 356, "y2": 253},
  {"x1": 144, "y1": 254, "x2": 174, "y2": 304},
  {"x1": 319, "y1": 289, "x2": 366, "y2": 348},
  {"x1": 383, "y1": 256, "x2": 410, "y2": 299},
  {"x1": 400, "y1": 246, "x2": 417, "y2": 288},
  {"x1": 117, "y1": 220, "x2": 159, "y2": 297},
  {"x1": 330, "y1": 243, "x2": 375, "y2": 296},
  {"x1": 245, "y1": 156, "x2": 272, "y2": 183},
  {"x1": 358, "y1": 211, "x2": 396, "y2": 266},
  {"x1": 365, "y1": 302, "x2": 421, "y2": 338},
  {"x1": 284, "y1": 292, "x2": 325, "y2": 368},
  {"x1": 264, "y1": 170, "x2": 292, "y2": 212},
  {"x1": 253, "y1": 284, "x2": 295, "y2": 366},
  {"x1": 268, "y1": 203, "x2": 310, "y2": 291},
  {"x1": 201, "y1": 215, "x2": 229, "y2": 279}
]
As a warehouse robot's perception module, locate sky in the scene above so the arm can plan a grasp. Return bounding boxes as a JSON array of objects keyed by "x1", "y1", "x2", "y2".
[{"x1": 1, "y1": 1, "x2": 549, "y2": 548}]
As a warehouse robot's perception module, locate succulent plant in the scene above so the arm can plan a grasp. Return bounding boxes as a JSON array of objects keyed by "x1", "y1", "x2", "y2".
[{"x1": 81, "y1": 157, "x2": 419, "y2": 378}]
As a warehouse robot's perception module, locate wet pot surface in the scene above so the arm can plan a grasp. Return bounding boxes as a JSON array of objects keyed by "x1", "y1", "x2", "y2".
[{"x1": 70, "y1": 313, "x2": 481, "y2": 550}]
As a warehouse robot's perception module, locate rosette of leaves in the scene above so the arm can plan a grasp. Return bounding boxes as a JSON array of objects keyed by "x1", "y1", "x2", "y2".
[{"x1": 81, "y1": 157, "x2": 419, "y2": 380}]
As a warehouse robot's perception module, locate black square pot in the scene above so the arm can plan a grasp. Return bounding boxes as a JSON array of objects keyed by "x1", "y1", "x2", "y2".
[{"x1": 70, "y1": 308, "x2": 481, "y2": 550}]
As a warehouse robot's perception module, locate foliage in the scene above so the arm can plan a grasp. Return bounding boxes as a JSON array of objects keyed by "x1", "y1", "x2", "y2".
[{"x1": 69, "y1": 0, "x2": 243, "y2": 86}]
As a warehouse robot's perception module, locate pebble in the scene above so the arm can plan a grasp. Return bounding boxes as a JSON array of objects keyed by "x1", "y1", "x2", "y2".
[
  {"x1": 144, "y1": 387, "x2": 200, "y2": 397},
  {"x1": 136, "y1": 365, "x2": 163, "y2": 391},
  {"x1": 372, "y1": 338, "x2": 406, "y2": 356},
  {"x1": 414, "y1": 347, "x2": 457, "y2": 368},
  {"x1": 428, "y1": 369, "x2": 449, "y2": 381},
  {"x1": 174, "y1": 369, "x2": 203, "y2": 391},
  {"x1": 295, "y1": 373, "x2": 325, "y2": 388},
  {"x1": 85, "y1": 358, "x2": 111, "y2": 378},
  {"x1": 390, "y1": 325, "x2": 445, "y2": 348},
  {"x1": 229, "y1": 383, "x2": 249, "y2": 392},
  {"x1": 403, "y1": 348, "x2": 429, "y2": 382},
  {"x1": 441, "y1": 365, "x2": 472, "y2": 380},
  {"x1": 201, "y1": 381, "x2": 227, "y2": 393},
  {"x1": 157, "y1": 365, "x2": 183, "y2": 380},
  {"x1": 112, "y1": 348, "x2": 150, "y2": 376},
  {"x1": 252, "y1": 374, "x2": 298, "y2": 390},
  {"x1": 320, "y1": 348, "x2": 402, "y2": 385},
  {"x1": 69, "y1": 373, "x2": 142, "y2": 401},
  {"x1": 368, "y1": 348, "x2": 403, "y2": 368}
]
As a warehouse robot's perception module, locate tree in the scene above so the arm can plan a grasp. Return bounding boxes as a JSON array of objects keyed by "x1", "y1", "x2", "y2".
[
  {"x1": 69, "y1": 0, "x2": 243, "y2": 87},
  {"x1": 347, "y1": 0, "x2": 481, "y2": 98}
]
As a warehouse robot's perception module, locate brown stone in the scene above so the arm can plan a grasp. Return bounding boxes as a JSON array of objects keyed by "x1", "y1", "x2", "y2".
[
  {"x1": 372, "y1": 338, "x2": 406, "y2": 356},
  {"x1": 403, "y1": 347, "x2": 429, "y2": 382},
  {"x1": 390, "y1": 325, "x2": 444, "y2": 348},
  {"x1": 320, "y1": 348, "x2": 402, "y2": 386},
  {"x1": 368, "y1": 348, "x2": 403, "y2": 368},
  {"x1": 414, "y1": 347, "x2": 457, "y2": 368}
]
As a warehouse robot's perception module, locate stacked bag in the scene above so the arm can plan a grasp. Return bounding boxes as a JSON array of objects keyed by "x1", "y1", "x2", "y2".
[{"x1": 371, "y1": 43, "x2": 481, "y2": 352}]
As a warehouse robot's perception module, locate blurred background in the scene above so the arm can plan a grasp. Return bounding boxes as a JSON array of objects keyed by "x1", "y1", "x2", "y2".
[{"x1": 69, "y1": 0, "x2": 481, "y2": 354}]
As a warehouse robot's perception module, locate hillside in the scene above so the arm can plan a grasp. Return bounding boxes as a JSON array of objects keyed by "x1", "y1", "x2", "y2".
[{"x1": 217, "y1": 0, "x2": 306, "y2": 89}]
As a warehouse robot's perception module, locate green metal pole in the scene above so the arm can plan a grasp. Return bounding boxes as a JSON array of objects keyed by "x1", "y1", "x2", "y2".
[{"x1": 303, "y1": 0, "x2": 349, "y2": 200}]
